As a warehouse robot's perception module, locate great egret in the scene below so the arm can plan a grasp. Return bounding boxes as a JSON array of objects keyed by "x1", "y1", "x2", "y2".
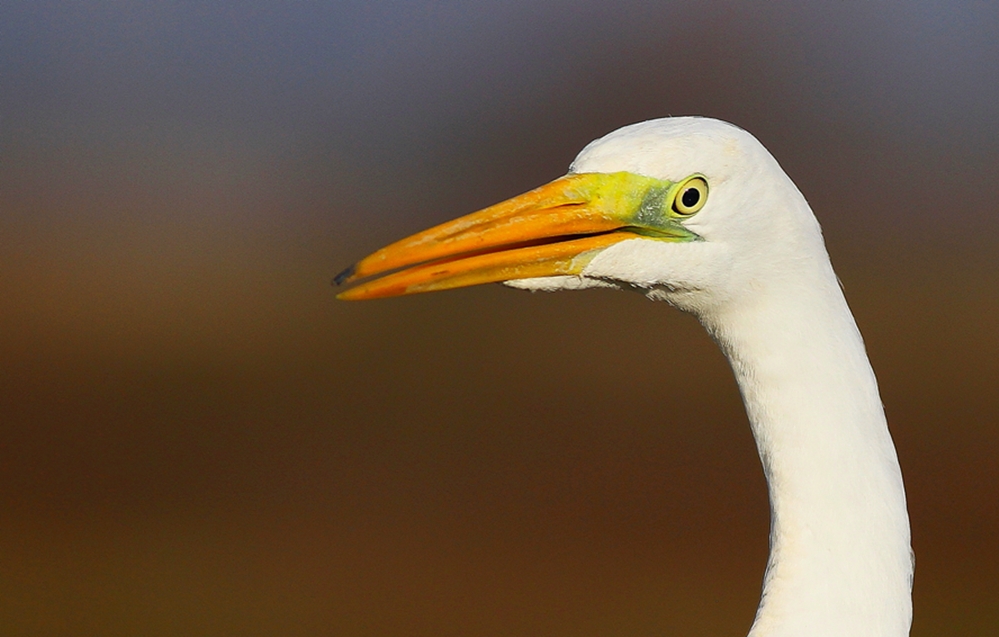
[{"x1": 335, "y1": 117, "x2": 913, "y2": 636}]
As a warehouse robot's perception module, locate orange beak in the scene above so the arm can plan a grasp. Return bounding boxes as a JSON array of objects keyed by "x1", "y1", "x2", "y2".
[{"x1": 335, "y1": 171, "x2": 698, "y2": 300}]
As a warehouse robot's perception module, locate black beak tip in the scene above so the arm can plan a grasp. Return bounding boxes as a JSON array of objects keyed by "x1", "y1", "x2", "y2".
[{"x1": 333, "y1": 264, "x2": 356, "y2": 287}]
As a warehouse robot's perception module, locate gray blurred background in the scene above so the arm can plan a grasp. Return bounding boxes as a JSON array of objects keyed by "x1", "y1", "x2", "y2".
[{"x1": 1, "y1": 2, "x2": 997, "y2": 635}]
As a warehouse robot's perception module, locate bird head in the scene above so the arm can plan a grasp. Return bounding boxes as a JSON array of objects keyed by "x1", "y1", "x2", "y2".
[{"x1": 336, "y1": 117, "x2": 825, "y2": 316}]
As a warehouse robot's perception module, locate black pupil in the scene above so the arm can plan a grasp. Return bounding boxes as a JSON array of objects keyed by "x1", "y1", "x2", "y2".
[{"x1": 681, "y1": 187, "x2": 700, "y2": 209}]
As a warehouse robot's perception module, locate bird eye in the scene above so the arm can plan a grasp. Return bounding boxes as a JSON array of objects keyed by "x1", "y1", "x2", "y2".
[{"x1": 671, "y1": 176, "x2": 708, "y2": 216}]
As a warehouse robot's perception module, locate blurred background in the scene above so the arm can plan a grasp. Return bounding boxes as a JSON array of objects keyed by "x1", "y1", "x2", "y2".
[{"x1": 2, "y1": 1, "x2": 997, "y2": 635}]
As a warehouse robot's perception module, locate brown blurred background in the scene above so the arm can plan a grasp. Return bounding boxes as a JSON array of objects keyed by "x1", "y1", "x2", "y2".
[{"x1": 1, "y1": 2, "x2": 997, "y2": 635}]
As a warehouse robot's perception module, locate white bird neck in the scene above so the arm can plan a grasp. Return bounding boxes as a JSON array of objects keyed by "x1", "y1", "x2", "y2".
[{"x1": 702, "y1": 265, "x2": 912, "y2": 637}]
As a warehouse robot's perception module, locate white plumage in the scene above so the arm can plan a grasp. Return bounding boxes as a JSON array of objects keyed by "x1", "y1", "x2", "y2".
[{"x1": 338, "y1": 117, "x2": 913, "y2": 636}]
